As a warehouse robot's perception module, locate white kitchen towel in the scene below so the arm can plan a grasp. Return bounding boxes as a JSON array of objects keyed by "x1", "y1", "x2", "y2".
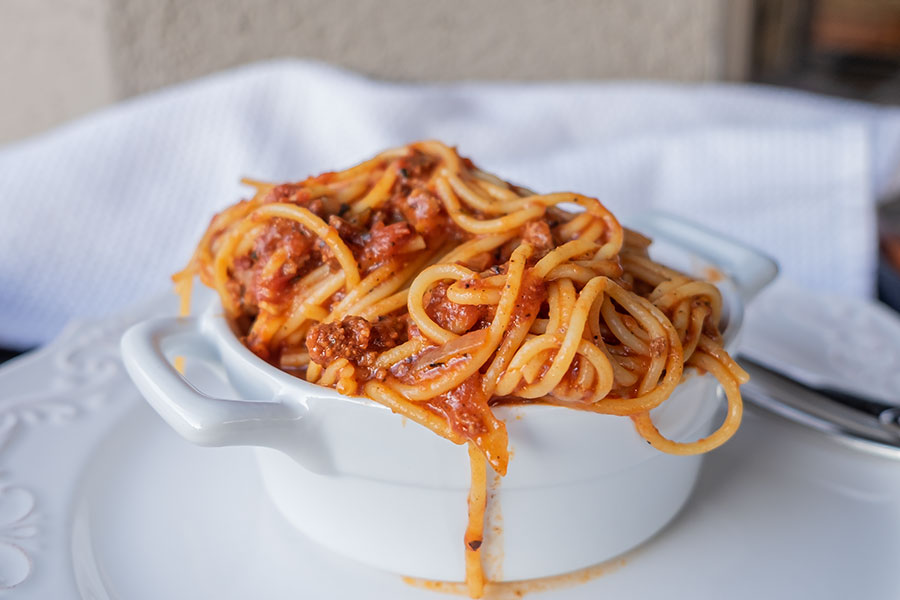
[{"x1": 2, "y1": 59, "x2": 900, "y2": 349}]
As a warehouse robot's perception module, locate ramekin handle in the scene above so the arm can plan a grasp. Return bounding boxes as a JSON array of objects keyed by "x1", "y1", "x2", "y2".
[
  {"x1": 628, "y1": 212, "x2": 778, "y2": 302},
  {"x1": 120, "y1": 316, "x2": 302, "y2": 447}
]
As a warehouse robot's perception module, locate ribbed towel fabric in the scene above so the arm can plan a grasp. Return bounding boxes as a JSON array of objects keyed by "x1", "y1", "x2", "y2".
[{"x1": 2, "y1": 60, "x2": 900, "y2": 350}]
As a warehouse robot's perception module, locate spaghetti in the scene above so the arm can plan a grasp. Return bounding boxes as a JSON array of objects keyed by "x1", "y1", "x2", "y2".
[{"x1": 174, "y1": 141, "x2": 748, "y2": 598}]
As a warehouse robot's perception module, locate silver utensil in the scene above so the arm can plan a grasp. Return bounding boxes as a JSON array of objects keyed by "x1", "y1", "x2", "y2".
[{"x1": 738, "y1": 356, "x2": 900, "y2": 454}]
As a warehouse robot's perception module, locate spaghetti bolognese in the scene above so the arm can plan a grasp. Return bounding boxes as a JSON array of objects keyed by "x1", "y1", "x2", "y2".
[{"x1": 174, "y1": 141, "x2": 747, "y2": 597}]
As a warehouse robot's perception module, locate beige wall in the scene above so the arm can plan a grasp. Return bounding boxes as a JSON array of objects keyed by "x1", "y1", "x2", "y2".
[
  {"x1": 1, "y1": 0, "x2": 115, "y2": 142},
  {"x1": 0, "y1": 0, "x2": 752, "y2": 143}
]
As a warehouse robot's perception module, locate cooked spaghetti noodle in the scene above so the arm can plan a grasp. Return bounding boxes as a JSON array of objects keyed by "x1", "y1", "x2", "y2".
[{"x1": 174, "y1": 141, "x2": 748, "y2": 598}]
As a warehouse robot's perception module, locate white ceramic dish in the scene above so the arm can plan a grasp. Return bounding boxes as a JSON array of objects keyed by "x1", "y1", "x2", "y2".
[
  {"x1": 4, "y1": 292, "x2": 900, "y2": 599},
  {"x1": 120, "y1": 213, "x2": 777, "y2": 582}
]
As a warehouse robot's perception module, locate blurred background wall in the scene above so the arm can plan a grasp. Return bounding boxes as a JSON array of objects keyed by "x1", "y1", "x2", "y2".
[
  {"x1": 0, "y1": 0, "x2": 754, "y2": 143},
  {"x1": 5, "y1": 0, "x2": 900, "y2": 145}
]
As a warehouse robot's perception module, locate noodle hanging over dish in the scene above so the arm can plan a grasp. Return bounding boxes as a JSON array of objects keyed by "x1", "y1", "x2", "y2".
[{"x1": 173, "y1": 141, "x2": 748, "y2": 598}]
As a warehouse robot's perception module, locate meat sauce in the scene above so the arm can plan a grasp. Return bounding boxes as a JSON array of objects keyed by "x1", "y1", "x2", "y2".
[
  {"x1": 223, "y1": 150, "x2": 570, "y2": 448},
  {"x1": 305, "y1": 315, "x2": 408, "y2": 374}
]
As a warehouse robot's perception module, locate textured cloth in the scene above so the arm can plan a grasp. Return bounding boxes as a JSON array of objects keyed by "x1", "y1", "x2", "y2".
[{"x1": 2, "y1": 59, "x2": 900, "y2": 349}]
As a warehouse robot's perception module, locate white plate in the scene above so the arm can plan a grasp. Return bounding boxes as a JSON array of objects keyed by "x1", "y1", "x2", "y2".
[
  {"x1": 742, "y1": 279, "x2": 900, "y2": 406},
  {"x1": 4, "y1": 296, "x2": 900, "y2": 599}
]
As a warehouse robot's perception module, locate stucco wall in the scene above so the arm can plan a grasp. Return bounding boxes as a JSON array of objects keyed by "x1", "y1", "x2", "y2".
[{"x1": 0, "y1": 0, "x2": 751, "y2": 143}]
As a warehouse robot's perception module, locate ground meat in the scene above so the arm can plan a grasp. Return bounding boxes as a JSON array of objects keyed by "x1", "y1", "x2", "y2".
[
  {"x1": 359, "y1": 222, "x2": 416, "y2": 270},
  {"x1": 328, "y1": 215, "x2": 419, "y2": 272},
  {"x1": 396, "y1": 150, "x2": 438, "y2": 182},
  {"x1": 228, "y1": 218, "x2": 316, "y2": 311},
  {"x1": 521, "y1": 220, "x2": 554, "y2": 255},
  {"x1": 255, "y1": 219, "x2": 313, "y2": 263},
  {"x1": 266, "y1": 183, "x2": 328, "y2": 217},
  {"x1": 370, "y1": 315, "x2": 408, "y2": 350},
  {"x1": 398, "y1": 189, "x2": 444, "y2": 235},
  {"x1": 328, "y1": 215, "x2": 367, "y2": 248},
  {"x1": 425, "y1": 282, "x2": 485, "y2": 334},
  {"x1": 306, "y1": 315, "x2": 407, "y2": 368},
  {"x1": 306, "y1": 316, "x2": 372, "y2": 366},
  {"x1": 381, "y1": 151, "x2": 451, "y2": 237}
]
